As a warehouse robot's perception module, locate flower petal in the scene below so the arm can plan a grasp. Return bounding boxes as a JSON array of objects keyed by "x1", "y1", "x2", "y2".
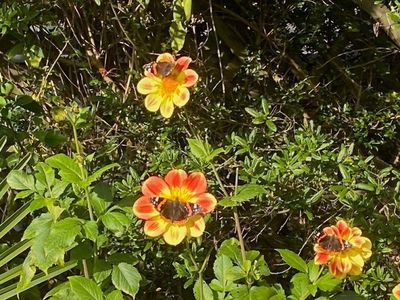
[
  {"x1": 187, "y1": 215, "x2": 205, "y2": 237},
  {"x1": 190, "y1": 193, "x2": 217, "y2": 213},
  {"x1": 393, "y1": 284, "x2": 400, "y2": 300},
  {"x1": 144, "y1": 94, "x2": 162, "y2": 112},
  {"x1": 165, "y1": 169, "x2": 188, "y2": 189},
  {"x1": 144, "y1": 216, "x2": 168, "y2": 237},
  {"x1": 183, "y1": 172, "x2": 207, "y2": 195},
  {"x1": 175, "y1": 56, "x2": 192, "y2": 72},
  {"x1": 157, "y1": 53, "x2": 175, "y2": 63},
  {"x1": 314, "y1": 252, "x2": 331, "y2": 265},
  {"x1": 142, "y1": 176, "x2": 170, "y2": 197},
  {"x1": 160, "y1": 98, "x2": 174, "y2": 118},
  {"x1": 163, "y1": 224, "x2": 187, "y2": 245},
  {"x1": 173, "y1": 87, "x2": 190, "y2": 107},
  {"x1": 184, "y1": 69, "x2": 198, "y2": 87},
  {"x1": 328, "y1": 261, "x2": 346, "y2": 279},
  {"x1": 336, "y1": 220, "x2": 350, "y2": 239},
  {"x1": 137, "y1": 77, "x2": 160, "y2": 95},
  {"x1": 133, "y1": 196, "x2": 160, "y2": 220}
]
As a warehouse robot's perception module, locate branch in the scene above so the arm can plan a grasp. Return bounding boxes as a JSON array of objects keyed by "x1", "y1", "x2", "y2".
[{"x1": 352, "y1": 0, "x2": 400, "y2": 49}]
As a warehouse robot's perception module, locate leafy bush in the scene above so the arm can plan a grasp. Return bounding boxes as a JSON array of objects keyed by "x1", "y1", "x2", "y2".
[{"x1": 1, "y1": 0, "x2": 400, "y2": 299}]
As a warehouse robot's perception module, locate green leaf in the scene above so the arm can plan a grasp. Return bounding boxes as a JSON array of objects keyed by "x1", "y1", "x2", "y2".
[
  {"x1": 7, "y1": 170, "x2": 35, "y2": 191},
  {"x1": 266, "y1": 120, "x2": 277, "y2": 132},
  {"x1": 332, "y1": 291, "x2": 365, "y2": 299},
  {"x1": 170, "y1": 20, "x2": 186, "y2": 51},
  {"x1": 276, "y1": 249, "x2": 307, "y2": 273},
  {"x1": 83, "y1": 220, "x2": 98, "y2": 242},
  {"x1": 306, "y1": 190, "x2": 324, "y2": 205},
  {"x1": 69, "y1": 276, "x2": 103, "y2": 300},
  {"x1": 338, "y1": 164, "x2": 350, "y2": 181},
  {"x1": 355, "y1": 183, "x2": 375, "y2": 192},
  {"x1": 316, "y1": 272, "x2": 341, "y2": 292},
  {"x1": 182, "y1": 0, "x2": 192, "y2": 20},
  {"x1": 35, "y1": 162, "x2": 55, "y2": 190},
  {"x1": 23, "y1": 214, "x2": 81, "y2": 273},
  {"x1": 86, "y1": 163, "x2": 119, "y2": 185},
  {"x1": 111, "y1": 263, "x2": 141, "y2": 297},
  {"x1": 249, "y1": 286, "x2": 276, "y2": 300},
  {"x1": 188, "y1": 138, "x2": 210, "y2": 161},
  {"x1": 105, "y1": 290, "x2": 123, "y2": 300},
  {"x1": 101, "y1": 212, "x2": 130, "y2": 236},
  {"x1": 193, "y1": 279, "x2": 214, "y2": 300},
  {"x1": 213, "y1": 255, "x2": 233, "y2": 291},
  {"x1": 46, "y1": 154, "x2": 83, "y2": 184},
  {"x1": 220, "y1": 184, "x2": 265, "y2": 207},
  {"x1": 290, "y1": 272, "x2": 311, "y2": 299}
]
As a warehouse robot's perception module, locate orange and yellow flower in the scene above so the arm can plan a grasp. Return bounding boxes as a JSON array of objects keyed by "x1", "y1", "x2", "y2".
[
  {"x1": 314, "y1": 220, "x2": 372, "y2": 278},
  {"x1": 132, "y1": 169, "x2": 216, "y2": 245},
  {"x1": 393, "y1": 284, "x2": 400, "y2": 300},
  {"x1": 136, "y1": 53, "x2": 198, "y2": 118}
]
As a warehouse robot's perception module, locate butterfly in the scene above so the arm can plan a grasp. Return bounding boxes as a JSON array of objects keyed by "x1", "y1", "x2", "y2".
[
  {"x1": 317, "y1": 234, "x2": 351, "y2": 252},
  {"x1": 150, "y1": 196, "x2": 203, "y2": 223},
  {"x1": 143, "y1": 61, "x2": 176, "y2": 77}
]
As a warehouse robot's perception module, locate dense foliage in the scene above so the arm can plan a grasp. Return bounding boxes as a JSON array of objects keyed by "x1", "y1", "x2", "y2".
[{"x1": 1, "y1": 0, "x2": 400, "y2": 299}]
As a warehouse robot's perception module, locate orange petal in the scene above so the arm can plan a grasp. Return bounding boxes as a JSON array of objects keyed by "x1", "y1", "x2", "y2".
[
  {"x1": 157, "y1": 53, "x2": 175, "y2": 63},
  {"x1": 332, "y1": 256, "x2": 352, "y2": 274},
  {"x1": 175, "y1": 56, "x2": 192, "y2": 72},
  {"x1": 165, "y1": 169, "x2": 188, "y2": 189},
  {"x1": 336, "y1": 220, "x2": 350, "y2": 239},
  {"x1": 322, "y1": 227, "x2": 336, "y2": 236},
  {"x1": 393, "y1": 284, "x2": 400, "y2": 300},
  {"x1": 137, "y1": 77, "x2": 160, "y2": 95},
  {"x1": 187, "y1": 215, "x2": 205, "y2": 237},
  {"x1": 144, "y1": 94, "x2": 162, "y2": 112},
  {"x1": 172, "y1": 87, "x2": 190, "y2": 107},
  {"x1": 184, "y1": 69, "x2": 198, "y2": 87},
  {"x1": 144, "y1": 216, "x2": 168, "y2": 237},
  {"x1": 163, "y1": 224, "x2": 187, "y2": 245},
  {"x1": 133, "y1": 196, "x2": 160, "y2": 220},
  {"x1": 314, "y1": 252, "x2": 331, "y2": 265},
  {"x1": 183, "y1": 172, "x2": 207, "y2": 195},
  {"x1": 328, "y1": 261, "x2": 346, "y2": 279},
  {"x1": 160, "y1": 99, "x2": 174, "y2": 118},
  {"x1": 142, "y1": 176, "x2": 170, "y2": 197},
  {"x1": 190, "y1": 193, "x2": 217, "y2": 213}
]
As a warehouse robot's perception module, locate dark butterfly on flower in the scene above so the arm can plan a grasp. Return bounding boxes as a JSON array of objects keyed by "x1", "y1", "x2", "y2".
[
  {"x1": 317, "y1": 234, "x2": 351, "y2": 252},
  {"x1": 143, "y1": 61, "x2": 176, "y2": 77},
  {"x1": 150, "y1": 196, "x2": 203, "y2": 222}
]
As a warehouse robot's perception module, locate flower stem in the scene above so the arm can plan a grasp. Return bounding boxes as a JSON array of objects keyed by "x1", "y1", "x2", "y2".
[{"x1": 210, "y1": 164, "x2": 246, "y2": 263}]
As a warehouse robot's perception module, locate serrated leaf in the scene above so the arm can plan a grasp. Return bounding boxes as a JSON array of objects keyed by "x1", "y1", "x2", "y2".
[
  {"x1": 170, "y1": 20, "x2": 186, "y2": 52},
  {"x1": 35, "y1": 162, "x2": 55, "y2": 190},
  {"x1": 101, "y1": 212, "x2": 130, "y2": 236},
  {"x1": 46, "y1": 154, "x2": 83, "y2": 184},
  {"x1": 83, "y1": 220, "x2": 98, "y2": 242},
  {"x1": 276, "y1": 249, "x2": 307, "y2": 273},
  {"x1": 7, "y1": 170, "x2": 35, "y2": 191},
  {"x1": 316, "y1": 272, "x2": 341, "y2": 292},
  {"x1": 86, "y1": 163, "x2": 119, "y2": 186},
  {"x1": 105, "y1": 290, "x2": 123, "y2": 300},
  {"x1": 187, "y1": 138, "x2": 210, "y2": 161},
  {"x1": 69, "y1": 276, "x2": 103, "y2": 300},
  {"x1": 193, "y1": 279, "x2": 213, "y2": 300},
  {"x1": 111, "y1": 263, "x2": 141, "y2": 297}
]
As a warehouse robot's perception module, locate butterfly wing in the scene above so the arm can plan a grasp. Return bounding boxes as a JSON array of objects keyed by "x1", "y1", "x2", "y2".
[
  {"x1": 155, "y1": 62, "x2": 175, "y2": 77},
  {"x1": 319, "y1": 235, "x2": 343, "y2": 252},
  {"x1": 160, "y1": 200, "x2": 189, "y2": 222}
]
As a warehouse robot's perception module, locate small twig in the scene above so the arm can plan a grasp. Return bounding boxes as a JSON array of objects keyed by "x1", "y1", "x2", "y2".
[{"x1": 208, "y1": 0, "x2": 225, "y2": 97}]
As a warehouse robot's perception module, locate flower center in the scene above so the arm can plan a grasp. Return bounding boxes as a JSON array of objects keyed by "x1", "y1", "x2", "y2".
[{"x1": 161, "y1": 77, "x2": 179, "y2": 95}]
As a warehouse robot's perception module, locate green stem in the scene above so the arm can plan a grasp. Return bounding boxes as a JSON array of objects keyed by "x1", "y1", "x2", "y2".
[
  {"x1": 71, "y1": 123, "x2": 94, "y2": 222},
  {"x1": 211, "y1": 164, "x2": 246, "y2": 263}
]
